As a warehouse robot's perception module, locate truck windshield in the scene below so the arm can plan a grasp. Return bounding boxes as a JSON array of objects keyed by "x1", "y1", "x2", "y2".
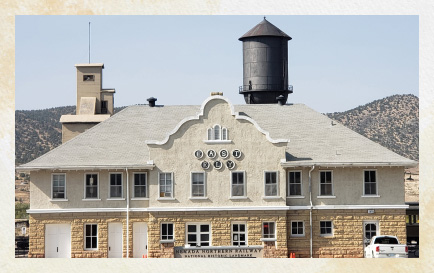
[{"x1": 374, "y1": 237, "x2": 399, "y2": 244}]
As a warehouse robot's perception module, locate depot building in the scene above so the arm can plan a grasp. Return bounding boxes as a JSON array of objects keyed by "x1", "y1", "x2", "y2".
[{"x1": 18, "y1": 18, "x2": 416, "y2": 258}]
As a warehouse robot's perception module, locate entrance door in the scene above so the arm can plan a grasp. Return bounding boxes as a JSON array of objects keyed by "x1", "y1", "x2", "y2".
[
  {"x1": 363, "y1": 221, "x2": 379, "y2": 257},
  {"x1": 45, "y1": 224, "x2": 71, "y2": 258},
  {"x1": 108, "y1": 222, "x2": 123, "y2": 258},
  {"x1": 133, "y1": 222, "x2": 148, "y2": 258}
]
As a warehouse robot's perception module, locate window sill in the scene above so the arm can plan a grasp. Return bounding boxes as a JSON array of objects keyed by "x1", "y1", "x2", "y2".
[
  {"x1": 50, "y1": 199, "x2": 68, "y2": 202},
  {"x1": 260, "y1": 238, "x2": 277, "y2": 242},
  {"x1": 189, "y1": 197, "x2": 209, "y2": 200},
  {"x1": 230, "y1": 196, "x2": 248, "y2": 200},
  {"x1": 287, "y1": 196, "x2": 305, "y2": 199},
  {"x1": 157, "y1": 197, "x2": 176, "y2": 201},
  {"x1": 262, "y1": 196, "x2": 281, "y2": 200},
  {"x1": 107, "y1": 198, "x2": 125, "y2": 201},
  {"x1": 84, "y1": 249, "x2": 98, "y2": 251},
  {"x1": 131, "y1": 197, "x2": 150, "y2": 200},
  {"x1": 82, "y1": 199, "x2": 101, "y2": 201},
  {"x1": 203, "y1": 140, "x2": 232, "y2": 144},
  {"x1": 160, "y1": 239, "x2": 175, "y2": 244},
  {"x1": 361, "y1": 195, "x2": 381, "y2": 198},
  {"x1": 317, "y1": 196, "x2": 336, "y2": 199},
  {"x1": 290, "y1": 235, "x2": 305, "y2": 238},
  {"x1": 320, "y1": 234, "x2": 333, "y2": 237}
]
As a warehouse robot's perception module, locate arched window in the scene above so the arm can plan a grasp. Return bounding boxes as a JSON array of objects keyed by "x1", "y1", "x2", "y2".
[
  {"x1": 207, "y1": 128, "x2": 212, "y2": 140},
  {"x1": 214, "y1": 125, "x2": 221, "y2": 140},
  {"x1": 222, "y1": 128, "x2": 228, "y2": 140}
]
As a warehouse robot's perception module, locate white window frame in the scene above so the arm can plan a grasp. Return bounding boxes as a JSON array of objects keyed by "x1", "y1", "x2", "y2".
[
  {"x1": 160, "y1": 222, "x2": 175, "y2": 243},
  {"x1": 108, "y1": 172, "x2": 124, "y2": 200},
  {"x1": 205, "y1": 124, "x2": 230, "y2": 143},
  {"x1": 318, "y1": 170, "x2": 334, "y2": 197},
  {"x1": 363, "y1": 169, "x2": 379, "y2": 197},
  {"x1": 83, "y1": 173, "x2": 100, "y2": 200},
  {"x1": 84, "y1": 223, "x2": 98, "y2": 250},
  {"x1": 319, "y1": 221, "x2": 333, "y2": 237},
  {"x1": 261, "y1": 221, "x2": 276, "y2": 241},
  {"x1": 263, "y1": 171, "x2": 279, "y2": 198},
  {"x1": 132, "y1": 172, "x2": 148, "y2": 199},
  {"x1": 231, "y1": 221, "x2": 248, "y2": 246},
  {"x1": 190, "y1": 172, "x2": 207, "y2": 199},
  {"x1": 185, "y1": 222, "x2": 211, "y2": 247},
  {"x1": 158, "y1": 172, "x2": 174, "y2": 199},
  {"x1": 230, "y1": 171, "x2": 246, "y2": 199},
  {"x1": 51, "y1": 173, "x2": 67, "y2": 200},
  {"x1": 290, "y1": 221, "x2": 305, "y2": 237},
  {"x1": 287, "y1": 170, "x2": 303, "y2": 197}
]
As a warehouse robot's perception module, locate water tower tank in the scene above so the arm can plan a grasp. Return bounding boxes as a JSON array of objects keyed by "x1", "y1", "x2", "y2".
[{"x1": 239, "y1": 18, "x2": 292, "y2": 104}]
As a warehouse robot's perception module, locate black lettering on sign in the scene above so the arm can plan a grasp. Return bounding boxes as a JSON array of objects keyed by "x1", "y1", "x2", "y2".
[
  {"x1": 232, "y1": 149, "x2": 242, "y2": 159},
  {"x1": 226, "y1": 160, "x2": 235, "y2": 170},
  {"x1": 213, "y1": 161, "x2": 223, "y2": 170},
  {"x1": 201, "y1": 161, "x2": 210, "y2": 169},
  {"x1": 194, "y1": 150, "x2": 204, "y2": 159},
  {"x1": 219, "y1": 149, "x2": 228, "y2": 159},
  {"x1": 207, "y1": 150, "x2": 216, "y2": 159}
]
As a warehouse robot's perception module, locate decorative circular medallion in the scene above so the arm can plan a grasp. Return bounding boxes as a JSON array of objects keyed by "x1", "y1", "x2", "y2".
[
  {"x1": 213, "y1": 161, "x2": 223, "y2": 170},
  {"x1": 207, "y1": 149, "x2": 217, "y2": 159},
  {"x1": 232, "y1": 149, "x2": 242, "y2": 159},
  {"x1": 226, "y1": 160, "x2": 235, "y2": 170},
  {"x1": 194, "y1": 150, "x2": 204, "y2": 159},
  {"x1": 201, "y1": 161, "x2": 210, "y2": 170},
  {"x1": 219, "y1": 149, "x2": 229, "y2": 159}
]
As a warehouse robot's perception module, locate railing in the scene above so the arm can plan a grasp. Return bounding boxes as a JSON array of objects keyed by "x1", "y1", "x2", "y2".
[{"x1": 239, "y1": 84, "x2": 293, "y2": 93}]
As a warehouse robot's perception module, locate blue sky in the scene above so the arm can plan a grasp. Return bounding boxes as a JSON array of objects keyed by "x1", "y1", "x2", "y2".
[{"x1": 15, "y1": 15, "x2": 418, "y2": 113}]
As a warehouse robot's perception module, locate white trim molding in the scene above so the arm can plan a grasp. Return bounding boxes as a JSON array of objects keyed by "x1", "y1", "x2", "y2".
[{"x1": 145, "y1": 96, "x2": 290, "y2": 145}]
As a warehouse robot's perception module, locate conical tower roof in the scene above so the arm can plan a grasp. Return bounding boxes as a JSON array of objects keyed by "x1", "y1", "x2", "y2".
[{"x1": 239, "y1": 18, "x2": 292, "y2": 41}]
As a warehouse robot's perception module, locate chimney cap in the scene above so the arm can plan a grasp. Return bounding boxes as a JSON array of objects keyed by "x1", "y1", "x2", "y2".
[{"x1": 147, "y1": 97, "x2": 157, "y2": 107}]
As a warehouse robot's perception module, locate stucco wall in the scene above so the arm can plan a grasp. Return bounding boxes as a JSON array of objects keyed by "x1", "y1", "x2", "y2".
[
  {"x1": 285, "y1": 167, "x2": 405, "y2": 206},
  {"x1": 147, "y1": 98, "x2": 288, "y2": 208},
  {"x1": 61, "y1": 123, "x2": 98, "y2": 143}
]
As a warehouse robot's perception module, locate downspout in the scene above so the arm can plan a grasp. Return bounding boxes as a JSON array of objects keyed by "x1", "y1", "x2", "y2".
[
  {"x1": 308, "y1": 165, "x2": 315, "y2": 258},
  {"x1": 126, "y1": 168, "x2": 130, "y2": 258}
]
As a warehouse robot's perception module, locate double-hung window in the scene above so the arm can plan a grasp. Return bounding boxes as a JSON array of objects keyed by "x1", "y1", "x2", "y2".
[
  {"x1": 186, "y1": 223, "x2": 210, "y2": 247},
  {"x1": 109, "y1": 173, "x2": 122, "y2": 198},
  {"x1": 84, "y1": 224, "x2": 98, "y2": 250},
  {"x1": 85, "y1": 174, "x2": 98, "y2": 199},
  {"x1": 320, "y1": 221, "x2": 333, "y2": 236},
  {"x1": 291, "y1": 221, "x2": 305, "y2": 237},
  {"x1": 231, "y1": 171, "x2": 245, "y2": 197},
  {"x1": 161, "y1": 223, "x2": 174, "y2": 242},
  {"x1": 159, "y1": 173, "x2": 173, "y2": 198},
  {"x1": 262, "y1": 222, "x2": 276, "y2": 239},
  {"x1": 52, "y1": 173, "x2": 66, "y2": 199},
  {"x1": 232, "y1": 222, "x2": 247, "y2": 246},
  {"x1": 264, "y1": 171, "x2": 278, "y2": 197},
  {"x1": 319, "y1": 171, "x2": 333, "y2": 196},
  {"x1": 288, "y1": 171, "x2": 302, "y2": 196},
  {"x1": 191, "y1": 172, "x2": 206, "y2": 198},
  {"x1": 364, "y1": 170, "x2": 377, "y2": 195},
  {"x1": 133, "y1": 173, "x2": 147, "y2": 198}
]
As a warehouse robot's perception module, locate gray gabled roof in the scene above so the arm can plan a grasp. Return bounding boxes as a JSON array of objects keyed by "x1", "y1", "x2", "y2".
[{"x1": 18, "y1": 100, "x2": 416, "y2": 170}]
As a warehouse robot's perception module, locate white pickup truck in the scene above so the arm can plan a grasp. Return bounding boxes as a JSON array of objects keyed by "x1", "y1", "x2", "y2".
[{"x1": 364, "y1": 235, "x2": 408, "y2": 258}]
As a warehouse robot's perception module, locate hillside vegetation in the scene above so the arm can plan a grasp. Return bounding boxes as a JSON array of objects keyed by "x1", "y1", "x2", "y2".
[{"x1": 327, "y1": 94, "x2": 418, "y2": 161}]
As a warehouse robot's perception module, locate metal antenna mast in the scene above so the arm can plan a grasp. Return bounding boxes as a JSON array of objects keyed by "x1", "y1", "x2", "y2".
[{"x1": 88, "y1": 22, "x2": 91, "y2": 63}]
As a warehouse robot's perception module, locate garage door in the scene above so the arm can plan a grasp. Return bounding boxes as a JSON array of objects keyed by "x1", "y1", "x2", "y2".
[{"x1": 45, "y1": 224, "x2": 71, "y2": 258}]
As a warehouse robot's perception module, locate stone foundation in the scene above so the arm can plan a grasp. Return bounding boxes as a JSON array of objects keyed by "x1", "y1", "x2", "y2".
[{"x1": 28, "y1": 209, "x2": 406, "y2": 258}]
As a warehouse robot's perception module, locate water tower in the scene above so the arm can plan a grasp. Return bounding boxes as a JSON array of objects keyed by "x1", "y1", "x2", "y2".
[{"x1": 239, "y1": 18, "x2": 292, "y2": 104}]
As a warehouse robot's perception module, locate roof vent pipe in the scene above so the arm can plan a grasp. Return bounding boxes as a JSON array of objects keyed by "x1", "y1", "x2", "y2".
[
  {"x1": 276, "y1": 95, "x2": 286, "y2": 106},
  {"x1": 147, "y1": 97, "x2": 157, "y2": 107}
]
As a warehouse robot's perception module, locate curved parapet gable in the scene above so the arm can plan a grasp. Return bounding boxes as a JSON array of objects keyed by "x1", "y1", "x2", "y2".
[{"x1": 145, "y1": 96, "x2": 290, "y2": 146}]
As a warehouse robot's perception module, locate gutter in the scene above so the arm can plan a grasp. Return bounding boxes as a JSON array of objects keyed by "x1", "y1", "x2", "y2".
[
  {"x1": 126, "y1": 168, "x2": 130, "y2": 259},
  {"x1": 281, "y1": 162, "x2": 418, "y2": 168},
  {"x1": 308, "y1": 165, "x2": 315, "y2": 258},
  {"x1": 15, "y1": 164, "x2": 155, "y2": 171}
]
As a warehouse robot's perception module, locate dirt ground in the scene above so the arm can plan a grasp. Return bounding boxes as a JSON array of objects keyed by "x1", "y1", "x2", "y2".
[{"x1": 15, "y1": 172, "x2": 30, "y2": 204}]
